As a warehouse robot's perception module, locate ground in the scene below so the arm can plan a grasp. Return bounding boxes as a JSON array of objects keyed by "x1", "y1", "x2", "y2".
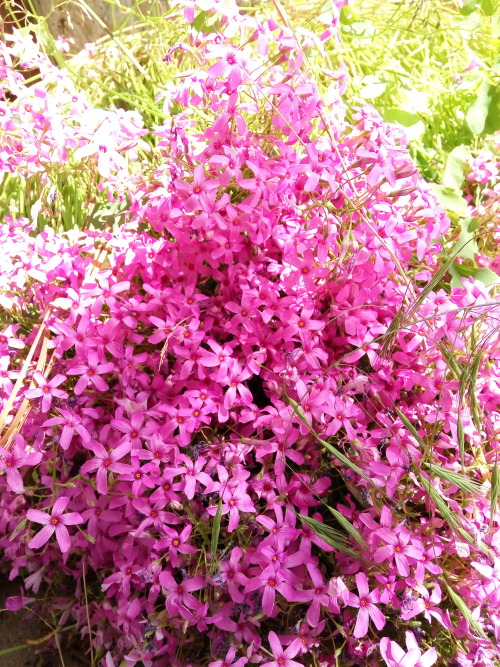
[{"x1": 0, "y1": 577, "x2": 87, "y2": 667}]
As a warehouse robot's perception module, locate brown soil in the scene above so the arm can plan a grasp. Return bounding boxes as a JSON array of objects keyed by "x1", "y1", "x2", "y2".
[{"x1": 0, "y1": 577, "x2": 89, "y2": 667}]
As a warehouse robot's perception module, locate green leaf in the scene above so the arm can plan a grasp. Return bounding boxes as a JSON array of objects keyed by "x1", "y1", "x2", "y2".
[
  {"x1": 460, "y1": 0, "x2": 478, "y2": 14},
  {"x1": 452, "y1": 218, "x2": 478, "y2": 260},
  {"x1": 383, "y1": 108, "x2": 421, "y2": 127},
  {"x1": 443, "y1": 146, "x2": 472, "y2": 191},
  {"x1": 326, "y1": 505, "x2": 368, "y2": 549},
  {"x1": 445, "y1": 584, "x2": 489, "y2": 638},
  {"x1": 192, "y1": 10, "x2": 219, "y2": 33},
  {"x1": 426, "y1": 465, "x2": 484, "y2": 496},
  {"x1": 466, "y1": 80, "x2": 492, "y2": 134},
  {"x1": 484, "y1": 85, "x2": 500, "y2": 135},
  {"x1": 299, "y1": 514, "x2": 361, "y2": 558},
  {"x1": 419, "y1": 475, "x2": 489, "y2": 555},
  {"x1": 449, "y1": 263, "x2": 500, "y2": 288},
  {"x1": 287, "y1": 397, "x2": 373, "y2": 484},
  {"x1": 481, "y1": 0, "x2": 499, "y2": 15},
  {"x1": 430, "y1": 185, "x2": 468, "y2": 216},
  {"x1": 210, "y1": 500, "x2": 222, "y2": 566},
  {"x1": 490, "y1": 462, "x2": 500, "y2": 532},
  {"x1": 394, "y1": 408, "x2": 427, "y2": 448}
]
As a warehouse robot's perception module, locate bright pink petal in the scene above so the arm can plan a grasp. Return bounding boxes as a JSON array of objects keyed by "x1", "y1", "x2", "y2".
[
  {"x1": 353, "y1": 607, "x2": 369, "y2": 638},
  {"x1": 55, "y1": 524, "x2": 71, "y2": 553},
  {"x1": 28, "y1": 524, "x2": 54, "y2": 549},
  {"x1": 26, "y1": 509, "x2": 50, "y2": 525}
]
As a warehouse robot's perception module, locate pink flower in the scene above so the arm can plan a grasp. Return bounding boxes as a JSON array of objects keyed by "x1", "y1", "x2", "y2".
[
  {"x1": 374, "y1": 527, "x2": 423, "y2": 577},
  {"x1": 209, "y1": 646, "x2": 247, "y2": 667},
  {"x1": 208, "y1": 482, "x2": 256, "y2": 532},
  {"x1": 245, "y1": 567, "x2": 299, "y2": 617},
  {"x1": 43, "y1": 409, "x2": 91, "y2": 450},
  {"x1": 173, "y1": 455, "x2": 212, "y2": 500},
  {"x1": 80, "y1": 441, "x2": 131, "y2": 494},
  {"x1": 27, "y1": 496, "x2": 83, "y2": 553},
  {"x1": 24, "y1": 371, "x2": 67, "y2": 412},
  {"x1": 380, "y1": 631, "x2": 438, "y2": 667},
  {"x1": 0, "y1": 435, "x2": 42, "y2": 493},
  {"x1": 67, "y1": 350, "x2": 114, "y2": 395},
  {"x1": 349, "y1": 572, "x2": 386, "y2": 638},
  {"x1": 159, "y1": 571, "x2": 205, "y2": 615},
  {"x1": 260, "y1": 631, "x2": 303, "y2": 667}
]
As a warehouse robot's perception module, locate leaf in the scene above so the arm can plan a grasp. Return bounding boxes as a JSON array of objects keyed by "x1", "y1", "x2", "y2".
[
  {"x1": 383, "y1": 108, "x2": 421, "y2": 127},
  {"x1": 210, "y1": 500, "x2": 222, "y2": 566},
  {"x1": 443, "y1": 146, "x2": 472, "y2": 191},
  {"x1": 460, "y1": 0, "x2": 478, "y2": 13},
  {"x1": 326, "y1": 505, "x2": 368, "y2": 549},
  {"x1": 394, "y1": 408, "x2": 427, "y2": 448},
  {"x1": 449, "y1": 263, "x2": 500, "y2": 288},
  {"x1": 481, "y1": 0, "x2": 499, "y2": 15},
  {"x1": 192, "y1": 10, "x2": 219, "y2": 34},
  {"x1": 484, "y1": 85, "x2": 500, "y2": 135},
  {"x1": 419, "y1": 475, "x2": 490, "y2": 555},
  {"x1": 466, "y1": 80, "x2": 492, "y2": 134},
  {"x1": 430, "y1": 185, "x2": 468, "y2": 216},
  {"x1": 426, "y1": 465, "x2": 484, "y2": 496},
  {"x1": 490, "y1": 462, "x2": 499, "y2": 531},
  {"x1": 287, "y1": 397, "x2": 373, "y2": 484},
  {"x1": 452, "y1": 218, "x2": 478, "y2": 260},
  {"x1": 445, "y1": 584, "x2": 489, "y2": 638},
  {"x1": 299, "y1": 514, "x2": 361, "y2": 558}
]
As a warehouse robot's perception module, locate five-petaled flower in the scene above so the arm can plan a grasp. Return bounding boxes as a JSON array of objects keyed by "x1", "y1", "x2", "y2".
[{"x1": 27, "y1": 496, "x2": 83, "y2": 553}]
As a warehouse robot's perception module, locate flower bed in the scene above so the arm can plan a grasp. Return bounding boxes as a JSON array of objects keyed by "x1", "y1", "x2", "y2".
[{"x1": 1, "y1": 2, "x2": 500, "y2": 666}]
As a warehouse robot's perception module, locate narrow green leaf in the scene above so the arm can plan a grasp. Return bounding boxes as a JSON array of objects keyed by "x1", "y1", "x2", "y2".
[
  {"x1": 9, "y1": 518, "x2": 27, "y2": 542},
  {"x1": 445, "y1": 584, "x2": 488, "y2": 638},
  {"x1": 419, "y1": 475, "x2": 489, "y2": 555},
  {"x1": 0, "y1": 645, "x2": 32, "y2": 658},
  {"x1": 288, "y1": 397, "x2": 372, "y2": 484},
  {"x1": 210, "y1": 500, "x2": 222, "y2": 565},
  {"x1": 326, "y1": 505, "x2": 368, "y2": 550},
  {"x1": 299, "y1": 514, "x2": 360, "y2": 559},
  {"x1": 426, "y1": 465, "x2": 483, "y2": 496},
  {"x1": 490, "y1": 462, "x2": 500, "y2": 531},
  {"x1": 394, "y1": 408, "x2": 426, "y2": 448},
  {"x1": 457, "y1": 413, "x2": 465, "y2": 471}
]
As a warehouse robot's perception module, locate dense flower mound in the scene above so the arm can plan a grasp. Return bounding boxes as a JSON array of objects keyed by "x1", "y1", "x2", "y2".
[{"x1": 1, "y1": 2, "x2": 500, "y2": 666}]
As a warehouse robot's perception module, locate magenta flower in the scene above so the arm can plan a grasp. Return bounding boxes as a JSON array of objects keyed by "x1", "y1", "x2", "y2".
[
  {"x1": 349, "y1": 572, "x2": 386, "y2": 638},
  {"x1": 380, "y1": 631, "x2": 438, "y2": 667},
  {"x1": 159, "y1": 571, "x2": 205, "y2": 615},
  {"x1": 245, "y1": 567, "x2": 298, "y2": 617},
  {"x1": 374, "y1": 528, "x2": 423, "y2": 577},
  {"x1": 217, "y1": 546, "x2": 248, "y2": 603},
  {"x1": 209, "y1": 646, "x2": 247, "y2": 667},
  {"x1": 66, "y1": 350, "x2": 114, "y2": 395},
  {"x1": 27, "y1": 496, "x2": 83, "y2": 553},
  {"x1": 80, "y1": 441, "x2": 131, "y2": 494},
  {"x1": 155, "y1": 525, "x2": 197, "y2": 567},
  {"x1": 207, "y1": 482, "x2": 256, "y2": 532},
  {"x1": 43, "y1": 409, "x2": 91, "y2": 450},
  {"x1": 300, "y1": 564, "x2": 330, "y2": 627},
  {"x1": 0, "y1": 435, "x2": 42, "y2": 493},
  {"x1": 173, "y1": 455, "x2": 212, "y2": 500},
  {"x1": 261, "y1": 632, "x2": 303, "y2": 667},
  {"x1": 25, "y1": 371, "x2": 67, "y2": 412}
]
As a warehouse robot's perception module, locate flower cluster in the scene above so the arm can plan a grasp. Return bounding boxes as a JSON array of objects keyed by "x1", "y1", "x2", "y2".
[{"x1": 1, "y1": 2, "x2": 500, "y2": 667}]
